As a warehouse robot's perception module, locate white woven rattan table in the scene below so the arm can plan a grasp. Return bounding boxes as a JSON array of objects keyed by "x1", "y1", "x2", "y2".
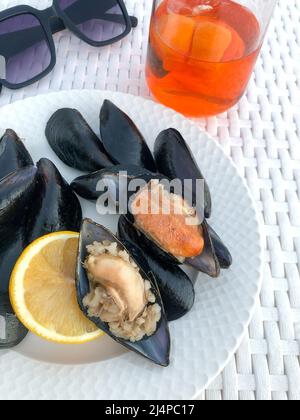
[{"x1": 1, "y1": 0, "x2": 299, "y2": 401}]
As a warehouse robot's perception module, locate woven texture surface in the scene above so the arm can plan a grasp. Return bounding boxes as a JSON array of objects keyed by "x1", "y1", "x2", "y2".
[{"x1": 0, "y1": 0, "x2": 300, "y2": 401}]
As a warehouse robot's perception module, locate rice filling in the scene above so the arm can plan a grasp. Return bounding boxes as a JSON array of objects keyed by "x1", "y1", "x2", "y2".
[{"x1": 83, "y1": 241, "x2": 161, "y2": 342}]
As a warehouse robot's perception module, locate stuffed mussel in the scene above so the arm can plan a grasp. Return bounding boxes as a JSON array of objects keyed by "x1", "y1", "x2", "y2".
[
  {"x1": 46, "y1": 108, "x2": 113, "y2": 172},
  {"x1": 76, "y1": 219, "x2": 170, "y2": 366},
  {"x1": 154, "y1": 128, "x2": 212, "y2": 219},
  {"x1": 100, "y1": 100, "x2": 157, "y2": 172},
  {"x1": 122, "y1": 173, "x2": 220, "y2": 277},
  {"x1": 0, "y1": 129, "x2": 33, "y2": 181},
  {"x1": 118, "y1": 216, "x2": 195, "y2": 322}
]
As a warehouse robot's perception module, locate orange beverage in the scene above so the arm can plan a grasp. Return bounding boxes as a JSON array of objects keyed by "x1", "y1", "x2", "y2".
[{"x1": 146, "y1": 0, "x2": 264, "y2": 117}]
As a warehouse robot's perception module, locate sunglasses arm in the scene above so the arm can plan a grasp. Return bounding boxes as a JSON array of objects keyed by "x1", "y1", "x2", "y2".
[{"x1": 130, "y1": 16, "x2": 138, "y2": 28}]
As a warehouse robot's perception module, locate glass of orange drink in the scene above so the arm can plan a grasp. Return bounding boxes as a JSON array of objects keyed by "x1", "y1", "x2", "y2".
[{"x1": 146, "y1": 0, "x2": 277, "y2": 117}]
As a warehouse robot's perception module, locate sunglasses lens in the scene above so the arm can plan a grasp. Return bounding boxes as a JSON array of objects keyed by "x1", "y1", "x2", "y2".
[
  {"x1": 0, "y1": 14, "x2": 51, "y2": 85},
  {"x1": 58, "y1": 0, "x2": 127, "y2": 42}
]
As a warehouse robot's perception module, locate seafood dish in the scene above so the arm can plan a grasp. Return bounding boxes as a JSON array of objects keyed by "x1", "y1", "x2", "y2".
[{"x1": 2, "y1": 99, "x2": 232, "y2": 367}]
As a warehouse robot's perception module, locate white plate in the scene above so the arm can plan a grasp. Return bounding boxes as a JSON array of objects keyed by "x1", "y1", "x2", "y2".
[{"x1": 0, "y1": 90, "x2": 263, "y2": 400}]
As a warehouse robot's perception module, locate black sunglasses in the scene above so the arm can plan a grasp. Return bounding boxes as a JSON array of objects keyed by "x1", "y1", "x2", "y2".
[{"x1": 0, "y1": 0, "x2": 138, "y2": 92}]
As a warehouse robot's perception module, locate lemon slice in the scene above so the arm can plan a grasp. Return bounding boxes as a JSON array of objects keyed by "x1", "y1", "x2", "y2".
[{"x1": 10, "y1": 232, "x2": 103, "y2": 344}]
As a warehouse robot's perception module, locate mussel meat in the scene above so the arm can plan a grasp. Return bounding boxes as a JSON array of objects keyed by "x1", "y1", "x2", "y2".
[
  {"x1": 100, "y1": 100, "x2": 157, "y2": 172},
  {"x1": 0, "y1": 129, "x2": 33, "y2": 181},
  {"x1": 26, "y1": 158, "x2": 82, "y2": 243},
  {"x1": 46, "y1": 108, "x2": 113, "y2": 172},
  {"x1": 118, "y1": 216, "x2": 195, "y2": 322},
  {"x1": 76, "y1": 219, "x2": 170, "y2": 366},
  {"x1": 0, "y1": 166, "x2": 37, "y2": 348},
  {"x1": 71, "y1": 164, "x2": 154, "y2": 201},
  {"x1": 126, "y1": 176, "x2": 220, "y2": 277},
  {"x1": 154, "y1": 128, "x2": 212, "y2": 218}
]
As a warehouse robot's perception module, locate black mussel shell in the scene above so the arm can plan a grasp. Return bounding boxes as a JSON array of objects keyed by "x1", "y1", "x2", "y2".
[
  {"x1": 0, "y1": 166, "x2": 37, "y2": 298},
  {"x1": 0, "y1": 129, "x2": 33, "y2": 181},
  {"x1": 71, "y1": 164, "x2": 154, "y2": 201},
  {"x1": 0, "y1": 293, "x2": 28, "y2": 348},
  {"x1": 118, "y1": 216, "x2": 195, "y2": 322},
  {"x1": 76, "y1": 219, "x2": 170, "y2": 367},
  {"x1": 208, "y1": 226, "x2": 232, "y2": 269},
  {"x1": 124, "y1": 174, "x2": 220, "y2": 277},
  {"x1": 154, "y1": 128, "x2": 212, "y2": 218},
  {"x1": 26, "y1": 158, "x2": 82, "y2": 243},
  {"x1": 100, "y1": 100, "x2": 157, "y2": 172},
  {"x1": 46, "y1": 108, "x2": 113, "y2": 172},
  {"x1": 0, "y1": 166, "x2": 38, "y2": 347},
  {"x1": 185, "y1": 220, "x2": 220, "y2": 277}
]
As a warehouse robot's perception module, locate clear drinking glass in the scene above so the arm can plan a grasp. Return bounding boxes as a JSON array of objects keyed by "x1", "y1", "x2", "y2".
[{"x1": 146, "y1": 0, "x2": 277, "y2": 117}]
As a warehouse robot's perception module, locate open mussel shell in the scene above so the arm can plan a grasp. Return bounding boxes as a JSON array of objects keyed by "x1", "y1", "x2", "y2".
[
  {"x1": 26, "y1": 158, "x2": 82, "y2": 243},
  {"x1": 154, "y1": 128, "x2": 212, "y2": 218},
  {"x1": 0, "y1": 129, "x2": 33, "y2": 181},
  {"x1": 0, "y1": 166, "x2": 38, "y2": 347},
  {"x1": 208, "y1": 226, "x2": 233, "y2": 269},
  {"x1": 123, "y1": 173, "x2": 220, "y2": 277},
  {"x1": 100, "y1": 100, "x2": 157, "y2": 172},
  {"x1": 122, "y1": 173, "x2": 180, "y2": 265},
  {"x1": 71, "y1": 164, "x2": 154, "y2": 201},
  {"x1": 118, "y1": 216, "x2": 195, "y2": 322},
  {"x1": 46, "y1": 108, "x2": 113, "y2": 172},
  {"x1": 76, "y1": 219, "x2": 171, "y2": 367}
]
